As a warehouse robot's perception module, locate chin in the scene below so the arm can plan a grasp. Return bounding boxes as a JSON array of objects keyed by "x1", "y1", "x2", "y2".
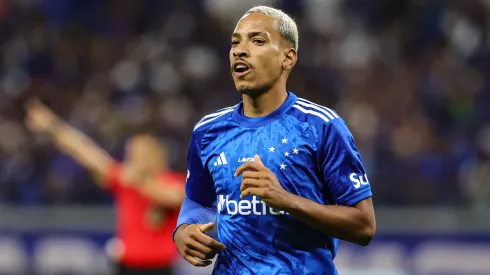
[
  {"x1": 235, "y1": 82, "x2": 269, "y2": 96},
  {"x1": 235, "y1": 85, "x2": 254, "y2": 95}
]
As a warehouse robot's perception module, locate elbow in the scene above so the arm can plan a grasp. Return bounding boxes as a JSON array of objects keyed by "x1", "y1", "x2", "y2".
[
  {"x1": 357, "y1": 227, "x2": 375, "y2": 246},
  {"x1": 356, "y1": 220, "x2": 376, "y2": 246}
]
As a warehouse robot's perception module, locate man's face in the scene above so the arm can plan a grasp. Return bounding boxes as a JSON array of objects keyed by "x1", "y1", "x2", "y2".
[
  {"x1": 125, "y1": 135, "x2": 165, "y2": 175},
  {"x1": 229, "y1": 12, "x2": 285, "y2": 95}
]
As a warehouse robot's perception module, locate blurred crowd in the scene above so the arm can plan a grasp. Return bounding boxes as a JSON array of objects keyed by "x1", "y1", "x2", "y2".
[{"x1": 0, "y1": 0, "x2": 489, "y2": 207}]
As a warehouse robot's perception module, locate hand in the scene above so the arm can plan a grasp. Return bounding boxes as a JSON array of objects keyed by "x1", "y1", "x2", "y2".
[
  {"x1": 235, "y1": 154, "x2": 291, "y2": 210},
  {"x1": 174, "y1": 222, "x2": 226, "y2": 267},
  {"x1": 24, "y1": 98, "x2": 59, "y2": 133}
]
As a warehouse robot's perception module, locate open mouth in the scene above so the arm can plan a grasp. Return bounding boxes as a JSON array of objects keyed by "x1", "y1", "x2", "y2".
[{"x1": 233, "y1": 62, "x2": 251, "y2": 76}]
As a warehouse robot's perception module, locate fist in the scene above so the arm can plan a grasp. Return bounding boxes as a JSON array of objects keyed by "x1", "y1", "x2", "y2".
[
  {"x1": 25, "y1": 98, "x2": 58, "y2": 133},
  {"x1": 174, "y1": 222, "x2": 226, "y2": 267},
  {"x1": 235, "y1": 154, "x2": 291, "y2": 210}
]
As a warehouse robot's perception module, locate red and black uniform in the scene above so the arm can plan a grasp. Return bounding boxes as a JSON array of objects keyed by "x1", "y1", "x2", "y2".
[{"x1": 107, "y1": 163, "x2": 184, "y2": 275}]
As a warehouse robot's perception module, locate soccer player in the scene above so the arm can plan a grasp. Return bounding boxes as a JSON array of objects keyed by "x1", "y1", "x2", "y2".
[
  {"x1": 173, "y1": 5, "x2": 376, "y2": 275},
  {"x1": 25, "y1": 99, "x2": 185, "y2": 275}
]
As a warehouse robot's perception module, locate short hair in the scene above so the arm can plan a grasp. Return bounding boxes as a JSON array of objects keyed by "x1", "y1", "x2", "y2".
[{"x1": 243, "y1": 6, "x2": 299, "y2": 52}]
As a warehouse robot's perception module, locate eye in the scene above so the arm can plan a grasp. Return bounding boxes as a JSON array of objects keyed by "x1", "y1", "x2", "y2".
[
  {"x1": 231, "y1": 41, "x2": 239, "y2": 47},
  {"x1": 253, "y1": 39, "x2": 265, "y2": 45}
]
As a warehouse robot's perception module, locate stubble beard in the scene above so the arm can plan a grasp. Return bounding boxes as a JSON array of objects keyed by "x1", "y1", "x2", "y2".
[{"x1": 235, "y1": 75, "x2": 280, "y2": 99}]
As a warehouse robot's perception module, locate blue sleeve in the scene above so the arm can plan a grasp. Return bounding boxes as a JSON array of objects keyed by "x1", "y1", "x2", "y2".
[
  {"x1": 320, "y1": 120, "x2": 372, "y2": 206},
  {"x1": 177, "y1": 197, "x2": 217, "y2": 227},
  {"x1": 174, "y1": 130, "x2": 217, "y2": 237}
]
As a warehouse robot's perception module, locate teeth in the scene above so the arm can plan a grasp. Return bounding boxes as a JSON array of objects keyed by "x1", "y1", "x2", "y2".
[{"x1": 235, "y1": 64, "x2": 249, "y2": 72}]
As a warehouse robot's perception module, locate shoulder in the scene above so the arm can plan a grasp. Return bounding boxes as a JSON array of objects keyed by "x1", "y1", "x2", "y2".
[
  {"x1": 289, "y1": 97, "x2": 345, "y2": 129},
  {"x1": 105, "y1": 161, "x2": 125, "y2": 191},
  {"x1": 191, "y1": 105, "x2": 236, "y2": 137},
  {"x1": 289, "y1": 97, "x2": 354, "y2": 146},
  {"x1": 289, "y1": 98, "x2": 358, "y2": 157},
  {"x1": 108, "y1": 161, "x2": 123, "y2": 178}
]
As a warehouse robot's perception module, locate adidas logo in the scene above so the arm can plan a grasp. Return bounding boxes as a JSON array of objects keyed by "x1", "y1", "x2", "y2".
[{"x1": 213, "y1": 152, "x2": 228, "y2": 166}]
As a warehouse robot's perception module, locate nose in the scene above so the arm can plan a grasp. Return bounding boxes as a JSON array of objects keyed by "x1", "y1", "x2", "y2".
[{"x1": 233, "y1": 47, "x2": 249, "y2": 58}]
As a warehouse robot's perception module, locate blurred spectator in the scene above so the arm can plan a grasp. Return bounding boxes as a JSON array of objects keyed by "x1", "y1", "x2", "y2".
[
  {"x1": 24, "y1": 98, "x2": 185, "y2": 275},
  {"x1": 0, "y1": 0, "x2": 489, "y2": 207},
  {"x1": 460, "y1": 125, "x2": 490, "y2": 209}
]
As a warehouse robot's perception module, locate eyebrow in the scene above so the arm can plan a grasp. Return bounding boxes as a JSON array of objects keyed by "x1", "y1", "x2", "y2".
[{"x1": 231, "y1": 31, "x2": 270, "y2": 40}]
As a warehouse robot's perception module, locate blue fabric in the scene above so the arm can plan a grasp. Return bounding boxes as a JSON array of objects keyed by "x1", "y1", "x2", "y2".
[{"x1": 177, "y1": 92, "x2": 372, "y2": 274}]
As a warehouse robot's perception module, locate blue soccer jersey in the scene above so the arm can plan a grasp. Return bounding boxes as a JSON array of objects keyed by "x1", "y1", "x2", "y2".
[{"x1": 177, "y1": 92, "x2": 372, "y2": 275}]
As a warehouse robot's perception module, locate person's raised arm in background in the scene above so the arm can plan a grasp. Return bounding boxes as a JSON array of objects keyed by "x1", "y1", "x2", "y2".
[{"x1": 24, "y1": 98, "x2": 184, "y2": 209}]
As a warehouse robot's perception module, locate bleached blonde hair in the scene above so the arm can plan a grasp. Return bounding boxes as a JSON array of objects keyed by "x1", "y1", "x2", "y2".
[{"x1": 243, "y1": 6, "x2": 299, "y2": 52}]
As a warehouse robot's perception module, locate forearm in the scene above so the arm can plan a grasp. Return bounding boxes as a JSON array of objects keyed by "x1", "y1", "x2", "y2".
[
  {"x1": 138, "y1": 180, "x2": 185, "y2": 209},
  {"x1": 283, "y1": 194, "x2": 374, "y2": 246},
  {"x1": 174, "y1": 197, "x2": 217, "y2": 240},
  {"x1": 46, "y1": 119, "x2": 112, "y2": 178},
  {"x1": 49, "y1": 120, "x2": 96, "y2": 161}
]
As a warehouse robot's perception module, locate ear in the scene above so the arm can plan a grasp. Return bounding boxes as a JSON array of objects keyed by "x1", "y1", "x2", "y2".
[{"x1": 282, "y1": 48, "x2": 297, "y2": 71}]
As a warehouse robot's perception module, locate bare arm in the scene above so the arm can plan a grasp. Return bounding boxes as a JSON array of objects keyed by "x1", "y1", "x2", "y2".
[
  {"x1": 238, "y1": 155, "x2": 376, "y2": 247},
  {"x1": 135, "y1": 176, "x2": 185, "y2": 209},
  {"x1": 25, "y1": 99, "x2": 114, "y2": 188},
  {"x1": 282, "y1": 196, "x2": 375, "y2": 246}
]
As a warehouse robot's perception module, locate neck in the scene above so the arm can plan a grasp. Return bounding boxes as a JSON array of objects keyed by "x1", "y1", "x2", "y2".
[{"x1": 242, "y1": 83, "x2": 288, "y2": 118}]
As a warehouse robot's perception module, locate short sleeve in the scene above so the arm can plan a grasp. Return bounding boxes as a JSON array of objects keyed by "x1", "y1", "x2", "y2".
[
  {"x1": 320, "y1": 120, "x2": 372, "y2": 206},
  {"x1": 185, "y1": 130, "x2": 217, "y2": 206},
  {"x1": 106, "y1": 162, "x2": 123, "y2": 193}
]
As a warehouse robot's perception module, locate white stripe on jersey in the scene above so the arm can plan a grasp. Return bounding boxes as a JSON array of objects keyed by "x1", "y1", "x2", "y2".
[
  {"x1": 295, "y1": 100, "x2": 335, "y2": 120},
  {"x1": 297, "y1": 98, "x2": 339, "y2": 119},
  {"x1": 198, "y1": 105, "x2": 235, "y2": 123},
  {"x1": 219, "y1": 152, "x2": 228, "y2": 164},
  {"x1": 216, "y1": 105, "x2": 236, "y2": 112},
  {"x1": 292, "y1": 104, "x2": 332, "y2": 124},
  {"x1": 194, "y1": 108, "x2": 234, "y2": 130}
]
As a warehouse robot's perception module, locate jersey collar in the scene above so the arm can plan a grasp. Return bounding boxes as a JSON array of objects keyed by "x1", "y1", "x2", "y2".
[{"x1": 232, "y1": 91, "x2": 297, "y2": 128}]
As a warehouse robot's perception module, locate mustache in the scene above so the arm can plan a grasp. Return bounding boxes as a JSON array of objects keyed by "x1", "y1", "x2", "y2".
[{"x1": 231, "y1": 59, "x2": 253, "y2": 69}]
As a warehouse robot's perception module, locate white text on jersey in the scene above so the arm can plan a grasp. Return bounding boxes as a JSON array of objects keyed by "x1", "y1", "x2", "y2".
[
  {"x1": 237, "y1": 157, "x2": 255, "y2": 163},
  {"x1": 217, "y1": 195, "x2": 288, "y2": 215},
  {"x1": 350, "y1": 173, "x2": 370, "y2": 189}
]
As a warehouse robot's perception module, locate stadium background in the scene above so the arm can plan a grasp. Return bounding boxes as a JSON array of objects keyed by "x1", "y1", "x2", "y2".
[{"x1": 0, "y1": 0, "x2": 490, "y2": 274}]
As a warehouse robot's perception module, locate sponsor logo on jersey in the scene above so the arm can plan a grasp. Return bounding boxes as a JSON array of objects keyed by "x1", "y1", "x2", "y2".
[
  {"x1": 217, "y1": 195, "x2": 288, "y2": 215},
  {"x1": 237, "y1": 157, "x2": 255, "y2": 163},
  {"x1": 213, "y1": 152, "x2": 228, "y2": 166},
  {"x1": 350, "y1": 173, "x2": 370, "y2": 189}
]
